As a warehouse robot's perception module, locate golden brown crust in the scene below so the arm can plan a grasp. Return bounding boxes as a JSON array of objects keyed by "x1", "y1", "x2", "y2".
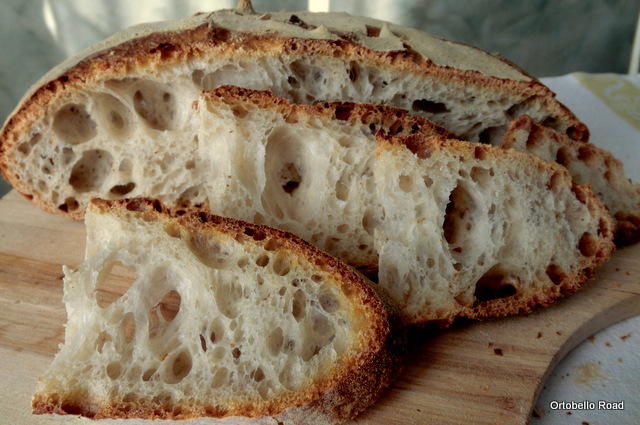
[
  {"x1": 0, "y1": 7, "x2": 587, "y2": 214},
  {"x1": 32, "y1": 197, "x2": 406, "y2": 423}
]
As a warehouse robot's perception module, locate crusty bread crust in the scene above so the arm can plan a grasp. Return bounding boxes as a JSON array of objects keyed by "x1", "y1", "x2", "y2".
[
  {"x1": 1, "y1": 3, "x2": 590, "y2": 212},
  {"x1": 32, "y1": 198, "x2": 407, "y2": 423}
]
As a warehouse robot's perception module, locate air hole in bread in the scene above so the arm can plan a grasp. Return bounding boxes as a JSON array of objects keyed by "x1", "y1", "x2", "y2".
[
  {"x1": 287, "y1": 75, "x2": 299, "y2": 88},
  {"x1": 279, "y1": 162, "x2": 302, "y2": 195},
  {"x1": 177, "y1": 186, "x2": 204, "y2": 208},
  {"x1": 255, "y1": 253, "x2": 270, "y2": 267},
  {"x1": 478, "y1": 127, "x2": 501, "y2": 144},
  {"x1": 106, "y1": 361, "x2": 122, "y2": 380},
  {"x1": 231, "y1": 105, "x2": 249, "y2": 119},
  {"x1": 188, "y1": 232, "x2": 236, "y2": 269},
  {"x1": 268, "y1": 326, "x2": 284, "y2": 355},
  {"x1": 132, "y1": 83, "x2": 177, "y2": 131},
  {"x1": 545, "y1": 264, "x2": 566, "y2": 285},
  {"x1": 110, "y1": 182, "x2": 136, "y2": 197},
  {"x1": 244, "y1": 226, "x2": 267, "y2": 241},
  {"x1": 122, "y1": 312, "x2": 136, "y2": 343},
  {"x1": 57, "y1": 196, "x2": 79, "y2": 213},
  {"x1": 164, "y1": 350, "x2": 192, "y2": 384},
  {"x1": 210, "y1": 367, "x2": 229, "y2": 389},
  {"x1": 95, "y1": 93, "x2": 132, "y2": 136},
  {"x1": 215, "y1": 281, "x2": 243, "y2": 319},
  {"x1": 159, "y1": 290, "x2": 181, "y2": 322},
  {"x1": 232, "y1": 347, "x2": 241, "y2": 359},
  {"x1": 69, "y1": 149, "x2": 113, "y2": 192},
  {"x1": 335, "y1": 177, "x2": 349, "y2": 201},
  {"x1": 366, "y1": 25, "x2": 381, "y2": 37},
  {"x1": 555, "y1": 147, "x2": 569, "y2": 166},
  {"x1": 53, "y1": 103, "x2": 97, "y2": 143},
  {"x1": 348, "y1": 61, "x2": 359, "y2": 83},
  {"x1": 252, "y1": 367, "x2": 265, "y2": 382},
  {"x1": 142, "y1": 368, "x2": 156, "y2": 382},
  {"x1": 191, "y1": 69, "x2": 204, "y2": 88},
  {"x1": 398, "y1": 174, "x2": 413, "y2": 192},
  {"x1": 423, "y1": 176, "x2": 434, "y2": 188},
  {"x1": 95, "y1": 331, "x2": 112, "y2": 354},
  {"x1": 17, "y1": 132, "x2": 41, "y2": 156},
  {"x1": 96, "y1": 260, "x2": 138, "y2": 308},
  {"x1": 210, "y1": 317, "x2": 225, "y2": 345},
  {"x1": 474, "y1": 266, "x2": 519, "y2": 302},
  {"x1": 319, "y1": 286, "x2": 340, "y2": 313},
  {"x1": 272, "y1": 255, "x2": 291, "y2": 276},
  {"x1": 362, "y1": 207, "x2": 380, "y2": 236},
  {"x1": 278, "y1": 369, "x2": 295, "y2": 390},
  {"x1": 292, "y1": 289, "x2": 307, "y2": 321},
  {"x1": 443, "y1": 183, "x2": 474, "y2": 247},
  {"x1": 199, "y1": 334, "x2": 208, "y2": 352},
  {"x1": 578, "y1": 232, "x2": 598, "y2": 257},
  {"x1": 412, "y1": 99, "x2": 449, "y2": 114}
]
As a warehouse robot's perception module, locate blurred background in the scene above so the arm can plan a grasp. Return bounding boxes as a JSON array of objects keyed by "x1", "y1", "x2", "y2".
[{"x1": 1, "y1": 0, "x2": 640, "y2": 195}]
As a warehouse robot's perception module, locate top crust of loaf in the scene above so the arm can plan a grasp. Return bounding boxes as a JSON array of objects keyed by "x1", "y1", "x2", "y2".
[
  {"x1": 32, "y1": 198, "x2": 406, "y2": 423},
  {"x1": 0, "y1": 3, "x2": 586, "y2": 165}
]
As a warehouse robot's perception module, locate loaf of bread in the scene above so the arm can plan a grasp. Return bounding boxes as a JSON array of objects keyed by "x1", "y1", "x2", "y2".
[
  {"x1": 32, "y1": 198, "x2": 406, "y2": 423},
  {"x1": 2, "y1": 1, "x2": 637, "y2": 241},
  {"x1": 13, "y1": 85, "x2": 613, "y2": 325}
]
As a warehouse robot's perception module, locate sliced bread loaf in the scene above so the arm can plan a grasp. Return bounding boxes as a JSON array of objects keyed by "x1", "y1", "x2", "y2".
[
  {"x1": 502, "y1": 115, "x2": 640, "y2": 245},
  {"x1": 15, "y1": 86, "x2": 614, "y2": 324},
  {"x1": 4, "y1": 1, "x2": 637, "y2": 241},
  {"x1": 32, "y1": 198, "x2": 406, "y2": 423}
]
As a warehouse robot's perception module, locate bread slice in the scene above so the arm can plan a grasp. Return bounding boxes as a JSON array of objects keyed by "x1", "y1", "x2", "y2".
[
  {"x1": 32, "y1": 198, "x2": 406, "y2": 423},
  {"x1": 13, "y1": 85, "x2": 614, "y2": 324},
  {"x1": 502, "y1": 115, "x2": 640, "y2": 245},
  {"x1": 1, "y1": 2, "x2": 635, "y2": 242}
]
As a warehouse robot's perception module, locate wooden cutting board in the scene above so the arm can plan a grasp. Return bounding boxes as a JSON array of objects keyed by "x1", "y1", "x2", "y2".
[{"x1": 1, "y1": 189, "x2": 639, "y2": 425}]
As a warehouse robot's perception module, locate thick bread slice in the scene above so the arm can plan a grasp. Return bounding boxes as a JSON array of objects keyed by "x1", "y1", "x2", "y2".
[
  {"x1": 15, "y1": 86, "x2": 614, "y2": 324},
  {"x1": 502, "y1": 115, "x2": 640, "y2": 245},
  {"x1": 32, "y1": 198, "x2": 406, "y2": 423}
]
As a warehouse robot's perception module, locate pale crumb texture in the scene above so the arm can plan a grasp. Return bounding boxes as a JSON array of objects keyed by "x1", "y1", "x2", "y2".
[
  {"x1": 16, "y1": 87, "x2": 615, "y2": 324},
  {"x1": 31, "y1": 198, "x2": 405, "y2": 423}
]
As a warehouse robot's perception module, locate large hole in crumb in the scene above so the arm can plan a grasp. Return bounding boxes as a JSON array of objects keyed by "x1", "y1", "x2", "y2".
[
  {"x1": 132, "y1": 81, "x2": 177, "y2": 131},
  {"x1": 279, "y1": 162, "x2": 302, "y2": 195},
  {"x1": 578, "y1": 232, "x2": 598, "y2": 257},
  {"x1": 110, "y1": 182, "x2": 136, "y2": 197},
  {"x1": 122, "y1": 312, "x2": 136, "y2": 343},
  {"x1": 106, "y1": 361, "x2": 122, "y2": 380},
  {"x1": 96, "y1": 261, "x2": 138, "y2": 308},
  {"x1": 319, "y1": 286, "x2": 340, "y2": 313},
  {"x1": 292, "y1": 289, "x2": 307, "y2": 322},
  {"x1": 443, "y1": 183, "x2": 475, "y2": 249},
  {"x1": 69, "y1": 149, "x2": 114, "y2": 192},
  {"x1": 52, "y1": 103, "x2": 97, "y2": 143},
  {"x1": 188, "y1": 232, "x2": 236, "y2": 269},
  {"x1": 164, "y1": 350, "x2": 192, "y2": 384},
  {"x1": 158, "y1": 290, "x2": 181, "y2": 322},
  {"x1": 474, "y1": 266, "x2": 519, "y2": 302},
  {"x1": 412, "y1": 99, "x2": 449, "y2": 114}
]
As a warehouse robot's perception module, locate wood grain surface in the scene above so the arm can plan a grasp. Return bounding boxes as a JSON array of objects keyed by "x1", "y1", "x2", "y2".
[{"x1": 1, "y1": 189, "x2": 639, "y2": 425}]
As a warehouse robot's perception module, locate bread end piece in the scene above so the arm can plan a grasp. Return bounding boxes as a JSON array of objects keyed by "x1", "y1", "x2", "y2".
[{"x1": 32, "y1": 198, "x2": 406, "y2": 424}]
